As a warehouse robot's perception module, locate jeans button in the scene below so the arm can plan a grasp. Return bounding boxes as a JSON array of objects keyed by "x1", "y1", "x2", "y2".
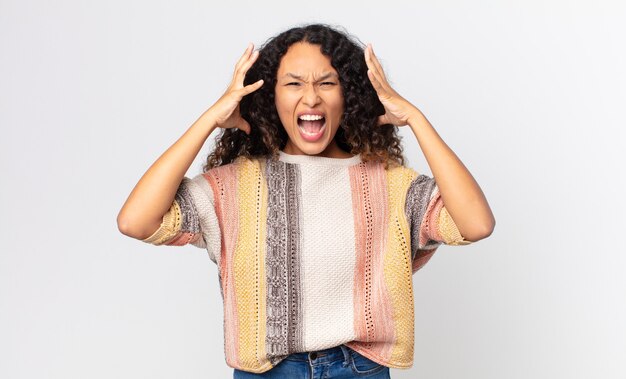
[{"x1": 310, "y1": 352, "x2": 317, "y2": 360}]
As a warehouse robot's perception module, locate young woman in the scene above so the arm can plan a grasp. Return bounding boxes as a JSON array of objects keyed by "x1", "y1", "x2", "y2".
[{"x1": 118, "y1": 23, "x2": 495, "y2": 379}]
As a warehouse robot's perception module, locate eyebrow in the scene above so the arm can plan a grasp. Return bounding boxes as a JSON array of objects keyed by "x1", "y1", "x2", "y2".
[{"x1": 282, "y1": 72, "x2": 339, "y2": 81}]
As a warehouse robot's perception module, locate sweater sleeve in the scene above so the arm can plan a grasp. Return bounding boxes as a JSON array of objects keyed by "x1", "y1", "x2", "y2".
[
  {"x1": 405, "y1": 174, "x2": 471, "y2": 273},
  {"x1": 141, "y1": 174, "x2": 221, "y2": 265}
]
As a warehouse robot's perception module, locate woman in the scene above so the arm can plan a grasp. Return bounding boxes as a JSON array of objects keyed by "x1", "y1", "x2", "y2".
[{"x1": 118, "y1": 23, "x2": 495, "y2": 378}]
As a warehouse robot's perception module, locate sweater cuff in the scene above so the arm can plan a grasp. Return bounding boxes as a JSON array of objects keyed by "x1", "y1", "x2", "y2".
[
  {"x1": 438, "y1": 207, "x2": 472, "y2": 246},
  {"x1": 142, "y1": 200, "x2": 183, "y2": 245}
]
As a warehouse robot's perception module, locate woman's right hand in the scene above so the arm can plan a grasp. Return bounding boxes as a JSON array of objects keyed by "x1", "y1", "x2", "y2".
[
  {"x1": 117, "y1": 43, "x2": 264, "y2": 240},
  {"x1": 208, "y1": 43, "x2": 264, "y2": 135}
]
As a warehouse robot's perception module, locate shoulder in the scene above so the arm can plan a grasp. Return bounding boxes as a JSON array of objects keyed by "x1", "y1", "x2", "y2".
[
  {"x1": 384, "y1": 162, "x2": 421, "y2": 183},
  {"x1": 200, "y1": 155, "x2": 267, "y2": 183}
]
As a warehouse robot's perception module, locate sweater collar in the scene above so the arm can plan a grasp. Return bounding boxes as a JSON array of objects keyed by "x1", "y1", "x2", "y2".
[{"x1": 278, "y1": 150, "x2": 362, "y2": 166}]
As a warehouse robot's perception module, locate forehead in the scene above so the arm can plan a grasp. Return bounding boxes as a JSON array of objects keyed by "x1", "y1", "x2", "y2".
[{"x1": 277, "y1": 42, "x2": 338, "y2": 77}]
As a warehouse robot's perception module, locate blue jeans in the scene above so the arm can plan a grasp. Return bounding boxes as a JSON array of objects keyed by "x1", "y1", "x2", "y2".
[{"x1": 233, "y1": 344, "x2": 391, "y2": 378}]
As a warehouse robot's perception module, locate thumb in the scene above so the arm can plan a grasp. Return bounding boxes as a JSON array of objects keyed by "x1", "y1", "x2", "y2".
[
  {"x1": 377, "y1": 114, "x2": 388, "y2": 126},
  {"x1": 242, "y1": 79, "x2": 264, "y2": 96},
  {"x1": 239, "y1": 119, "x2": 252, "y2": 135}
]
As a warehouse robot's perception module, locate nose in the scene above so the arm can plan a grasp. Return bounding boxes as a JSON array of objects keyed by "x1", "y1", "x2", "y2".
[{"x1": 302, "y1": 83, "x2": 321, "y2": 107}]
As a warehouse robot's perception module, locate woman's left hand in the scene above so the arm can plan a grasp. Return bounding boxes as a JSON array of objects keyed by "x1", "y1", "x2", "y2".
[{"x1": 364, "y1": 43, "x2": 420, "y2": 127}]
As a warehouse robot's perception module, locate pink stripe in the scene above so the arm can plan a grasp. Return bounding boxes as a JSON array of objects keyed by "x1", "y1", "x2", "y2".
[
  {"x1": 206, "y1": 165, "x2": 241, "y2": 367},
  {"x1": 165, "y1": 232, "x2": 199, "y2": 246},
  {"x1": 412, "y1": 189, "x2": 444, "y2": 274},
  {"x1": 348, "y1": 161, "x2": 395, "y2": 361},
  {"x1": 412, "y1": 248, "x2": 436, "y2": 273},
  {"x1": 419, "y1": 189, "x2": 444, "y2": 245}
]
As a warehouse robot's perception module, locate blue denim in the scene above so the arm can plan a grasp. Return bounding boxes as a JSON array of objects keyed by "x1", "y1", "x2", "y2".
[{"x1": 233, "y1": 344, "x2": 391, "y2": 378}]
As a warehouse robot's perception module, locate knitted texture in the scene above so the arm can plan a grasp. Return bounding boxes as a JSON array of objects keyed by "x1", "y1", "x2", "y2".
[{"x1": 143, "y1": 151, "x2": 471, "y2": 373}]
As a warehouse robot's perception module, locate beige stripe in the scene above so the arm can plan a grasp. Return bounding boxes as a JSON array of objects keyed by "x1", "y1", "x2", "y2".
[
  {"x1": 438, "y1": 207, "x2": 472, "y2": 245},
  {"x1": 142, "y1": 200, "x2": 182, "y2": 245},
  {"x1": 233, "y1": 158, "x2": 272, "y2": 373},
  {"x1": 382, "y1": 164, "x2": 418, "y2": 367}
]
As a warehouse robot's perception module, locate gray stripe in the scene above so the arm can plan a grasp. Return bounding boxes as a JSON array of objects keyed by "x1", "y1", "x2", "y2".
[
  {"x1": 185, "y1": 174, "x2": 222, "y2": 264},
  {"x1": 175, "y1": 181, "x2": 201, "y2": 234},
  {"x1": 405, "y1": 174, "x2": 440, "y2": 260},
  {"x1": 264, "y1": 159, "x2": 304, "y2": 363}
]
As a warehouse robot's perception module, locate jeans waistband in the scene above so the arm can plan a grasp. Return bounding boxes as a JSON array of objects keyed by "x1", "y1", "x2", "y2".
[{"x1": 284, "y1": 344, "x2": 351, "y2": 365}]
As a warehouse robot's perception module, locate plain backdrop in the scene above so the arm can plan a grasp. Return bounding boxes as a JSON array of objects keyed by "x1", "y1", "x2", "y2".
[{"x1": 1, "y1": 1, "x2": 625, "y2": 378}]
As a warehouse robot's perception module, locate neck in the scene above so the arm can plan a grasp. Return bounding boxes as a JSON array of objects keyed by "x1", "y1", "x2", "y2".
[{"x1": 282, "y1": 140, "x2": 353, "y2": 158}]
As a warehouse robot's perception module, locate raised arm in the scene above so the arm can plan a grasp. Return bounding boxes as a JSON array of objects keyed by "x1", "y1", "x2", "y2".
[
  {"x1": 364, "y1": 43, "x2": 495, "y2": 242},
  {"x1": 116, "y1": 111, "x2": 219, "y2": 240},
  {"x1": 406, "y1": 109, "x2": 495, "y2": 242},
  {"x1": 117, "y1": 43, "x2": 264, "y2": 240}
]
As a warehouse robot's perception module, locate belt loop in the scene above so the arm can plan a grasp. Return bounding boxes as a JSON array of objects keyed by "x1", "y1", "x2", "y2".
[{"x1": 339, "y1": 345, "x2": 351, "y2": 367}]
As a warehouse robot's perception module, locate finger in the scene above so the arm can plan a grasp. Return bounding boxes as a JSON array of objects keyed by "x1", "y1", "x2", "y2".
[
  {"x1": 364, "y1": 45, "x2": 382, "y2": 79},
  {"x1": 364, "y1": 45, "x2": 387, "y2": 91},
  {"x1": 239, "y1": 119, "x2": 252, "y2": 135},
  {"x1": 234, "y1": 49, "x2": 260, "y2": 85},
  {"x1": 377, "y1": 114, "x2": 388, "y2": 127},
  {"x1": 240, "y1": 79, "x2": 264, "y2": 97},
  {"x1": 367, "y1": 68, "x2": 387, "y2": 97},
  {"x1": 368, "y1": 44, "x2": 388, "y2": 82},
  {"x1": 365, "y1": 45, "x2": 391, "y2": 97},
  {"x1": 233, "y1": 43, "x2": 254, "y2": 77},
  {"x1": 234, "y1": 43, "x2": 253, "y2": 70},
  {"x1": 238, "y1": 49, "x2": 260, "y2": 80}
]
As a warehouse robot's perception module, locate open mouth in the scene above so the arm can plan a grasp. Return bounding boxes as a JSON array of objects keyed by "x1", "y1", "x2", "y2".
[
  {"x1": 298, "y1": 117, "x2": 326, "y2": 134},
  {"x1": 297, "y1": 115, "x2": 326, "y2": 141}
]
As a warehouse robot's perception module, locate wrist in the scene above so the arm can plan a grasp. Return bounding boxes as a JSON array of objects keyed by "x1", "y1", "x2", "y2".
[
  {"x1": 199, "y1": 109, "x2": 219, "y2": 135},
  {"x1": 407, "y1": 108, "x2": 425, "y2": 127}
]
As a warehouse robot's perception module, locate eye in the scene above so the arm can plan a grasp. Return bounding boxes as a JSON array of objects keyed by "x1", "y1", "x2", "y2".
[
  {"x1": 286, "y1": 82, "x2": 301, "y2": 86},
  {"x1": 321, "y1": 82, "x2": 336, "y2": 86}
]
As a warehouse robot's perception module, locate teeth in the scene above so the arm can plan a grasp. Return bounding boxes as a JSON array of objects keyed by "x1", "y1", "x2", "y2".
[{"x1": 298, "y1": 114, "x2": 324, "y2": 121}]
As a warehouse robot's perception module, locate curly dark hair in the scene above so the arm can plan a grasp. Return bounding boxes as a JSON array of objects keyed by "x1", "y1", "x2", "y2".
[{"x1": 203, "y1": 23, "x2": 406, "y2": 171}]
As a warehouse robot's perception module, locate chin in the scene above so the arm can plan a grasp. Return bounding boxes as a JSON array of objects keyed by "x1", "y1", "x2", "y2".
[{"x1": 299, "y1": 144, "x2": 329, "y2": 156}]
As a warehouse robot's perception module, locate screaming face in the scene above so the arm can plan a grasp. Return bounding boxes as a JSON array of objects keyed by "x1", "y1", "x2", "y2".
[{"x1": 275, "y1": 42, "x2": 348, "y2": 158}]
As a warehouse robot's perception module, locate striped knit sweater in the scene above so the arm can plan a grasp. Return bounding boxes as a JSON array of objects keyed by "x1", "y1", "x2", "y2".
[{"x1": 143, "y1": 150, "x2": 471, "y2": 373}]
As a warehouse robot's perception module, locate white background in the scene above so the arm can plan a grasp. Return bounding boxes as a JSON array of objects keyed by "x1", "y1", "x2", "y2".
[{"x1": 1, "y1": 1, "x2": 625, "y2": 378}]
